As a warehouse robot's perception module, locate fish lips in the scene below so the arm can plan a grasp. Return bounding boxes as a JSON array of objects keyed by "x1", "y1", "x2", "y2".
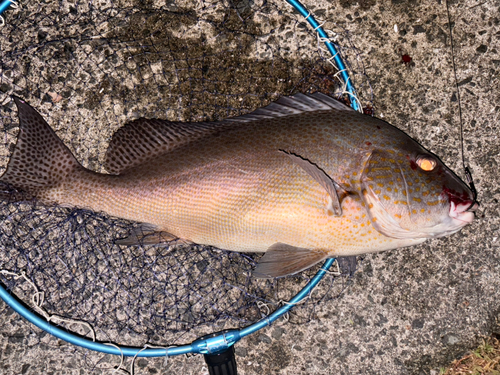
[
  {"x1": 446, "y1": 193, "x2": 478, "y2": 225},
  {"x1": 441, "y1": 169, "x2": 479, "y2": 224}
]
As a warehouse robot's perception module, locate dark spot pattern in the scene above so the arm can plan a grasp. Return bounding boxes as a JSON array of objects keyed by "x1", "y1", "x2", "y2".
[
  {"x1": 104, "y1": 118, "x2": 229, "y2": 175},
  {"x1": 0, "y1": 98, "x2": 79, "y2": 200}
]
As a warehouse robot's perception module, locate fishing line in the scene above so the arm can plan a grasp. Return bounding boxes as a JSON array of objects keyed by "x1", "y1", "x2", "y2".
[{"x1": 445, "y1": 0, "x2": 477, "y2": 200}]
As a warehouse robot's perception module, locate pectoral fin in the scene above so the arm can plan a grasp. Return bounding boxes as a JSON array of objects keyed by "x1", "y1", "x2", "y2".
[
  {"x1": 253, "y1": 243, "x2": 329, "y2": 278},
  {"x1": 281, "y1": 151, "x2": 346, "y2": 216}
]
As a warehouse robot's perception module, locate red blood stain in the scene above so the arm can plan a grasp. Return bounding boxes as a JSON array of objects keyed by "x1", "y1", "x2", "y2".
[
  {"x1": 338, "y1": 97, "x2": 351, "y2": 107},
  {"x1": 363, "y1": 105, "x2": 374, "y2": 116},
  {"x1": 443, "y1": 186, "x2": 473, "y2": 206},
  {"x1": 365, "y1": 141, "x2": 372, "y2": 146},
  {"x1": 410, "y1": 160, "x2": 418, "y2": 170},
  {"x1": 401, "y1": 54, "x2": 412, "y2": 65},
  {"x1": 376, "y1": 125, "x2": 381, "y2": 129}
]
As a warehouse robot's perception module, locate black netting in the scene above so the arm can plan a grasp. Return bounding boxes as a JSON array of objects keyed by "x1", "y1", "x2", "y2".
[{"x1": 0, "y1": 0, "x2": 362, "y2": 348}]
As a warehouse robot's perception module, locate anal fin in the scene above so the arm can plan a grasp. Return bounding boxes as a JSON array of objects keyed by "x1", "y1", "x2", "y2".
[
  {"x1": 253, "y1": 243, "x2": 329, "y2": 278},
  {"x1": 115, "y1": 224, "x2": 187, "y2": 246}
]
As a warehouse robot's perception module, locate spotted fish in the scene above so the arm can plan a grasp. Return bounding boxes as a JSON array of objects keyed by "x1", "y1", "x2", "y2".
[{"x1": 0, "y1": 94, "x2": 477, "y2": 278}]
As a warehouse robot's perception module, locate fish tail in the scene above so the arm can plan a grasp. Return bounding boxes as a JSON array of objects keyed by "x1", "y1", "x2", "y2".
[{"x1": 0, "y1": 97, "x2": 82, "y2": 202}]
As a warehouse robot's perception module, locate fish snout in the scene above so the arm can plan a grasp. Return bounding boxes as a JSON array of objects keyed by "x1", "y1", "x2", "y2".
[
  {"x1": 447, "y1": 194, "x2": 478, "y2": 224},
  {"x1": 437, "y1": 164, "x2": 478, "y2": 226}
]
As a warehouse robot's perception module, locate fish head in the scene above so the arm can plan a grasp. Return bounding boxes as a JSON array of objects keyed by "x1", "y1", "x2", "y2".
[{"x1": 360, "y1": 146, "x2": 477, "y2": 240}]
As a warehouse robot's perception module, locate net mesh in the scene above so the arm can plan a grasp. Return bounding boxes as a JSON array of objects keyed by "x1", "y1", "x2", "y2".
[{"x1": 0, "y1": 0, "x2": 367, "y2": 348}]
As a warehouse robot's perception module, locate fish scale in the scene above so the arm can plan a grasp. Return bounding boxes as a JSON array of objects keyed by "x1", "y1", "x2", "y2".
[{"x1": 0, "y1": 93, "x2": 477, "y2": 278}]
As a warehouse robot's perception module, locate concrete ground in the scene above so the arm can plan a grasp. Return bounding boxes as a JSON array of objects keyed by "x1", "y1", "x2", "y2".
[{"x1": 0, "y1": 0, "x2": 499, "y2": 374}]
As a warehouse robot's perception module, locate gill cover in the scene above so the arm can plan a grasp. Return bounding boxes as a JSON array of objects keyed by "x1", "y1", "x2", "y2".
[{"x1": 359, "y1": 149, "x2": 449, "y2": 239}]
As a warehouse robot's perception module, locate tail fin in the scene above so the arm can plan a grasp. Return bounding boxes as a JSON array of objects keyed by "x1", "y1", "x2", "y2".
[{"x1": 0, "y1": 97, "x2": 81, "y2": 201}]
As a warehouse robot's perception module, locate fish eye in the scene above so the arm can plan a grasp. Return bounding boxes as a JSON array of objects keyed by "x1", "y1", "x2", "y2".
[{"x1": 416, "y1": 155, "x2": 437, "y2": 171}]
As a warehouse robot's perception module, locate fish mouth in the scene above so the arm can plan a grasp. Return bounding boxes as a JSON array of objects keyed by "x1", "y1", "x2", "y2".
[
  {"x1": 442, "y1": 175, "x2": 478, "y2": 225},
  {"x1": 449, "y1": 199, "x2": 478, "y2": 224}
]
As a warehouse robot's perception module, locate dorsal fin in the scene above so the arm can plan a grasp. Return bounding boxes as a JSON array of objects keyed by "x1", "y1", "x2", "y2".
[
  {"x1": 105, "y1": 93, "x2": 353, "y2": 174},
  {"x1": 226, "y1": 92, "x2": 354, "y2": 123},
  {"x1": 104, "y1": 119, "x2": 228, "y2": 174}
]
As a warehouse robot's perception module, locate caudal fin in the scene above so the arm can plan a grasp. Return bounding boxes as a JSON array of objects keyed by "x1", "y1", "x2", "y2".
[{"x1": 0, "y1": 97, "x2": 81, "y2": 202}]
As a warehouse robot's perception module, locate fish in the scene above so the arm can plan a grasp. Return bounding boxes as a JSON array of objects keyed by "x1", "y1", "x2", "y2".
[{"x1": 0, "y1": 94, "x2": 477, "y2": 278}]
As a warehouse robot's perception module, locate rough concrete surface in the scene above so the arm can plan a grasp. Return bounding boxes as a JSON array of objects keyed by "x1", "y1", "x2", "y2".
[{"x1": 0, "y1": 0, "x2": 499, "y2": 374}]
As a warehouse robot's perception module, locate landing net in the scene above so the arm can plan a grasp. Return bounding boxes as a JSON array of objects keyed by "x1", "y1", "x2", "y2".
[{"x1": 0, "y1": 0, "x2": 369, "y2": 350}]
